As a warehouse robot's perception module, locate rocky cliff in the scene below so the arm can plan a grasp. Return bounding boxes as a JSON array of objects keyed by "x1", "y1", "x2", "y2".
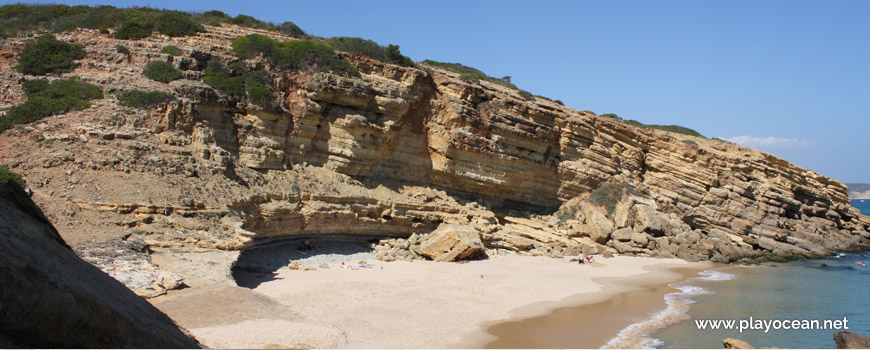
[
  {"x1": 0, "y1": 181, "x2": 199, "y2": 348},
  {"x1": 1, "y1": 25, "x2": 868, "y2": 292}
]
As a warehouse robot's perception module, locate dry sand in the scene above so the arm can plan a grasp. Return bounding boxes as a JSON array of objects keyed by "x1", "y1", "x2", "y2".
[{"x1": 153, "y1": 254, "x2": 711, "y2": 349}]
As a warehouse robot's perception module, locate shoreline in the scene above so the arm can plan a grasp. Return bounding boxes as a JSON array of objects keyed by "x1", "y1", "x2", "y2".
[
  {"x1": 152, "y1": 254, "x2": 712, "y2": 349},
  {"x1": 460, "y1": 264, "x2": 714, "y2": 348}
]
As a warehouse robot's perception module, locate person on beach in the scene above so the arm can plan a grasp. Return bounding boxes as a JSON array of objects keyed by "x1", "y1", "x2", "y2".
[
  {"x1": 586, "y1": 255, "x2": 595, "y2": 263},
  {"x1": 300, "y1": 239, "x2": 315, "y2": 252},
  {"x1": 578, "y1": 253, "x2": 585, "y2": 264}
]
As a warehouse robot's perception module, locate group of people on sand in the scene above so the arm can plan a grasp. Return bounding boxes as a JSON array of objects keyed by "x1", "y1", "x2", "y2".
[{"x1": 570, "y1": 253, "x2": 594, "y2": 264}]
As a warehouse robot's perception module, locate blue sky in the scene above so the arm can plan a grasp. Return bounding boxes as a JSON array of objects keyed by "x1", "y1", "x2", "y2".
[{"x1": 10, "y1": 0, "x2": 869, "y2": 182}]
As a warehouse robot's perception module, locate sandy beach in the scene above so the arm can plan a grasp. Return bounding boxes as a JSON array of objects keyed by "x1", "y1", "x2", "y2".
[{"x1": 152, "y1": 254, "x2": 711, "y2": 349}]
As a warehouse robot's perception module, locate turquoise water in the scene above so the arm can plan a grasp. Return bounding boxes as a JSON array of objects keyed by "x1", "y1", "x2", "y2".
[{"x1": 619, "y1": 200, "x2": 870, "y2": 348}]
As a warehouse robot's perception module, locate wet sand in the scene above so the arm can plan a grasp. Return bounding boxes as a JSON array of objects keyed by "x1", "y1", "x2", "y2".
[
  {"x1": 473, "y1": 267, "x2": 708, "y2": 348},
  {"x1": 152, "y1": 254, "x2": 711, "y2": 349}
]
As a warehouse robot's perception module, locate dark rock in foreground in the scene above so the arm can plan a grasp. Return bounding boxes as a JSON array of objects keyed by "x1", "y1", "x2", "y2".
[
  {"x1": 834, "y1": 331, "x2": 870, "y2": 349},
  {"x1": 0, "y1": 181, "x2": 199, "y2": 348}
]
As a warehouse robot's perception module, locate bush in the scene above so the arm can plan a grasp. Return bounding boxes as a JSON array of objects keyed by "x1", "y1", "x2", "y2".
[
  {"x1": 518, "y1": 90, "x2": 535, "y2": 101},
  {"x1": 115, "y1": 44, "x2": 130, "y2": 54},
  {"x1": 599, "y1": 113, "x2": 621, "y2": 120},
  {"x1": 231, "y1": 34, "x2": 359, "y2": 76},
  {"x1": 114, "y1": 9, "x2": 202, "y2": 39},
  {"x1": 325, "y1": 37, "x2": 414, "y2": 67},
  {"x1": 232, "y1": 33, "x2": 276, "y2": 59},
  {"x1": 423, "y1": 60, "x2": 517, "y2": 90},
  {"x1": 202, "y1": 59, "x2": 273, "y2": 106},
  {"x1": 16, "y1": 34, "x2": 86, "y2": 75},
  {"x1": 114, "y1": 19, "x2": 152, "y2": 39},
  {"x1": 682, "y1": 139, "x2": 698, "y2": 146},
  {"x1": 153, "y1": 11, "x2": 204, "y2": 37},
  {"x1": 590, "y1": 182, "x2": 637, "y2": 216},
  {"x1": 278, "y1": 21, "x2": 306, "y2": 38},
  {"x1": 0, "y1": 165, "x2": 25, "y2": 187},
  {"x1": 623, "y1": 119, "x2": 704, "y2": 137},
  {"x1": 0, "y1": 78, "x2": 102, "y2": 131},
  {"x1": 554, "y1": 100, "x2": 564, "y2": 106},
  {"x1": 0, "y1": 5, "x2": 302, "y2": 40},
  {"x1": 143, "y1": 60, "x2": 183, "y2": 83},
  {"x1": 160, "y1": 45, "x2": 182, "y2": 56},
  {"x1": 117, "y1": 90, "x2": 175, "y2": 109}
]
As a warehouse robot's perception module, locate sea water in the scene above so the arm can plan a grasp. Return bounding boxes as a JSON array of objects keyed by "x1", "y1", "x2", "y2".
[{"x1": 610, "y1": 200, "x2": 870, "y2": 348}]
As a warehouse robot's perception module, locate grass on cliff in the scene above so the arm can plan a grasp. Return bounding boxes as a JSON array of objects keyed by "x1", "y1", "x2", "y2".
[
  {"x1": 326, "y1": 37, "x2": 414, "y2": 67},
  {"x1": 117, "y1": 90, "x2": 175, "y2": 109},
  {"x1": 16, "y1": 34, "x2": 85, "y2": 75},
  {"x1": 422, "y1": 60, "x2": 518, "y2": 90},
  {"x1": 232, "y1": 34, "x2": 359, "y2": 76},
  {"x1": 590, "y1": 181, "x2": 638, "y2": 216},
  {"x1": 0, "y1": 77, "x2": 103, "y2": 132},
  {"x1": 143, "y1": 61, "x2": 183, "y2": 83},
  {"x1": 0, "y1": 165, "x2": 25, "y2": 187},
  {"x1": 202, "y1": 59, "x2": 274, "y2": 106},
  {"x1": 594, "y1": 113, "x2": 705, "y2": 138}
]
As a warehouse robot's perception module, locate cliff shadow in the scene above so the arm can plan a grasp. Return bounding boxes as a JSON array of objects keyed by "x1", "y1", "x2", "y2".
[{"x1": 232, "y1": 235, "x2": 385, "y2": 289}]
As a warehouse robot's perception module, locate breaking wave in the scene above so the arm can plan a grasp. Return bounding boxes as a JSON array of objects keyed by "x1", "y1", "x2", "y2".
[{"x1": 600, "y1": 269, "x2": 738, "y2": 349}]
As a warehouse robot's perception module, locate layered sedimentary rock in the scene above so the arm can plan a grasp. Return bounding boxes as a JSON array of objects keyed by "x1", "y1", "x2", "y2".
[
  {"x1": 1, "y1": 25, "x2": 869, "y2": 291},
  {"x1": 0, "y1": 181, "x2": 199, "y2": 348}
]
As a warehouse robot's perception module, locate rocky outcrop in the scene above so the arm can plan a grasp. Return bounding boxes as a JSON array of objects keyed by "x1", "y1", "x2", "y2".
[
  {"x1": 1, "y1": 25, "x2": 869, "y2": 290},
  {"x1": 0, "y1": 181, "x2": 199, "y2": 348},
  {"x1": 834, "y1": 331, "x2": 870, "y2": 349}
]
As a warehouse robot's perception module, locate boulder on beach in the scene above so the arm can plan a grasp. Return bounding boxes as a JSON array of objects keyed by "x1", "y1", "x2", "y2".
[
  {"x1": 834, "y1": 331, "x2": 870, "y2": 349},
  {"x1": 0, "y1": 181, "x2": 199, "y2": 348},
  {"x1": 723, "y1": 338, "x2": 754, "y2": 349},
  {"x1": 415, "y1": 224, "x2": 486, "y2": 262}
]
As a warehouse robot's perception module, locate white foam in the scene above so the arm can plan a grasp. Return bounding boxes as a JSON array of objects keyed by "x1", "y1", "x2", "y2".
[
  {"x1": 695, "y1": 270, "x2": 737, "y2": 282},
  {"x1": 600, "y1": 269, "x2": 732, "y2": 349}
]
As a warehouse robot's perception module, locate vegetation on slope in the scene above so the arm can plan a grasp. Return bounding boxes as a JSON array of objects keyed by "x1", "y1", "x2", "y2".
[
  {"x1": 326, "y1": 37, "x2": 414, "y2": 67},
  {"x1": 0, "y1": 78, "x2": 102, "y2": 132},
  {"x1": 0, "y1": 4, "x2": 306, "y2": 39},
  {"x1": 159, "y1": 45, "x2": 182, "y2": 56},
  {"x1": 0, "y1": 165, "x2": 25, "y2": 187},
  {"x1": 117, "y1": 90, "x2": 175, "y2": 109},
  {"x1": 202, "y1": 59, "x2": 274, "y2": 106},
  {"x1": 422, "y1": 60, "x2": 517, "y2": 90},
  {"x1": 591, "y1": 181, "x2": 638, "y2": 216},
  {"x1": 232, "y1": 33, "x2": 359, "y2": 76},
  {"x1": 595, "y1": 112, "x2": 704, "y2": 138},
  {"x1": 16, "y1": 34, "x2": 85, "y2": 75},
  {"x1": 143, "y1": 61, "x2": 183, "y2": 83}
]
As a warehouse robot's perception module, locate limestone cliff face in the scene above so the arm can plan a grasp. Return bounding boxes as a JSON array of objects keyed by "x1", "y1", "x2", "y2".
[
  {"x1": 0, "y1": 25, "x2": 868, "y2": 285},
  {"x1": 0, "y1": 181, "x2": 199, "y2": 348}
]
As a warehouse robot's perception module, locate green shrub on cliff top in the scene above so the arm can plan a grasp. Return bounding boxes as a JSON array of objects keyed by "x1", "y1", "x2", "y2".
[
  {"x1": 422, "y1": 60, "x2": 518, "y2": 90},
  {"x1": 16, "y1": 34, "x2": 85, "y2": 75},
  {"x1": 327, "y1": 37, "x2": 414, "y2": 67},
  {"x1": 1, "y1": 77, "x2": 102, "y2": 132},
  {"x1": 232, "y1": 34, "x2": 359, "y2": 76}
]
